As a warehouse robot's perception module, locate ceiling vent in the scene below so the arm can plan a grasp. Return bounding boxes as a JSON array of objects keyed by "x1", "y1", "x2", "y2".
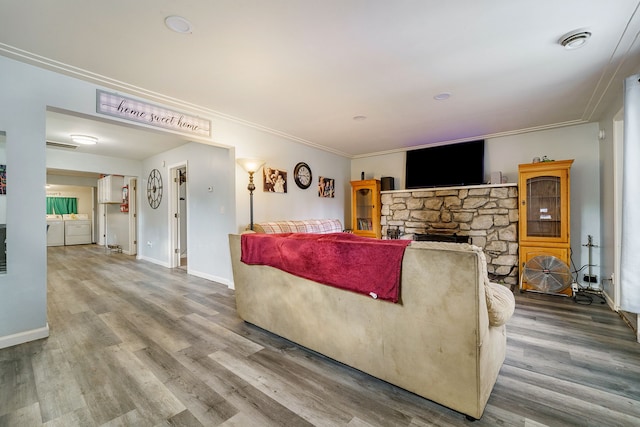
[
  {"x1": 559, "y1": 30, "x2": 592, "y2": 49},
  {"x1": 46, "y1": 140, "x2": 78, "y2": 150}
]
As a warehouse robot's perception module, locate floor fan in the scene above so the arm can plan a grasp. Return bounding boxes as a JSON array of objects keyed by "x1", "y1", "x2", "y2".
[{"x1": 520, "y1": 255, "x2": 573, "y2": 296}]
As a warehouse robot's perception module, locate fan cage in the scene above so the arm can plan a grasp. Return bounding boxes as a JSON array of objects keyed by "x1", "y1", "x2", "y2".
[{"x1": 521, "y1": 255, "x2": 573, "y2": 294}]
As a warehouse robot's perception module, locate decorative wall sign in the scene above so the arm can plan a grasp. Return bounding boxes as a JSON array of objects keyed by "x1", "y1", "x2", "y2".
[
  {"x1": 263, "y1": 166, "x2": 287, "y2": 193},
  {"x1": 147, "y1": 169, "x2": 163, "y2": 209},
  {"x1": 97, "y1": 90, "x2": 211, "y2": 137},
  {"x1": 318, "y1": 176, "x2": 335, "y2": 198}
]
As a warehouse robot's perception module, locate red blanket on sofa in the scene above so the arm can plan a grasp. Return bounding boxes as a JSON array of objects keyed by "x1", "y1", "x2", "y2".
[{"x1": 240, "y1": 233, "x2": 411, "y2": 303}]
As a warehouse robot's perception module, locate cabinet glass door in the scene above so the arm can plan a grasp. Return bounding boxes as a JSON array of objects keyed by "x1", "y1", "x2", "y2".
[
  {"x1": 355, "y1": 188, "x2": 373, "y2": 231},
  {"x1": 525, "y1": 175, "x2": 561, "y2": 238}
]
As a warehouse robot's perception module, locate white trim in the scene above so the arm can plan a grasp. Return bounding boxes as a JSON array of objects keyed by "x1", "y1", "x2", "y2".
[
  {"x1": 167, "y1": 161, "x2": 188, "y2": 269},
  {"x1": 613, "y1": 114, "x2": 624, "y2": 310},
  {"x1": 137, "y1": 255, "x2": 171, "y2": 268},
  {"x1": 351, "y1": 120, "x2": 588, "y2": 158},
  {"x1": 0, "y1": 324, "x2": 49, "y2": 349},
  {"x1": 188, "y1": 269, "x2": 233, "y2": 288}
]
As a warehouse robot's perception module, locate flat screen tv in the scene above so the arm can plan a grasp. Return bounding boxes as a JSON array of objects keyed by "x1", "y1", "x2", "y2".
[{"x1": 405, "y1": 140, "x2": 485, "y2": 189}]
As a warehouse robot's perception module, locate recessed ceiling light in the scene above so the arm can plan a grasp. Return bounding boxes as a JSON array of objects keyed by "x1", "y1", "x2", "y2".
[
  {"x1": 434, "y1": 92, "x2": 451, "y2": 101},
  {"x1": 353, "y1": 115, "x2": 367, "y2": 121},
  {"x1": 70, "y1": 134, "x2": 98, "y2": 145},
  {"x1": 165, "y1": 15, "x2": 193, "y2": 34},
  {"x1": 559, "y1": 30, "x2": 591, "y2": 50}
]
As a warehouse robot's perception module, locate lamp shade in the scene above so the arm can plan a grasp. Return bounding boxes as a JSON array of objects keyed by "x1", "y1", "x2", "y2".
[{"x1": 237, "y1": 158, "x2": 265, "y2": 173}]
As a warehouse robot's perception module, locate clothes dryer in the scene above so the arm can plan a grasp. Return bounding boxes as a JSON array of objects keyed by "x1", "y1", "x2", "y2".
[
  {"x1": 63, "y1": 214, "x2": 92, "y2": 245},
  {"x1": 46, "y1": 215, "x2": 65, "y2": 246}
]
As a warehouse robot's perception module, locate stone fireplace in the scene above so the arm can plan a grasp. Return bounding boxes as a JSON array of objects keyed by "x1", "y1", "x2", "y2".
[{"x1": 381, "y1": 184, "x2": 519, "y2": 286}]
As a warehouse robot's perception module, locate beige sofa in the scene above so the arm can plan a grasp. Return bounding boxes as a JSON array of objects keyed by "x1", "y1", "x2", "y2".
[{"x1": 228, "y1": 234, "x2": 515, "y2": 420}]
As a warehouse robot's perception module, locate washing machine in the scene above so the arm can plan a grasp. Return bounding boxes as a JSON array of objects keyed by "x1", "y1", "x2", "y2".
[
  {"x1": 46, "y1": 214, "x2": 65, "y2": 247},
  {"x1": 63, "y1": 213, "x2": 92, "y2": 245}
]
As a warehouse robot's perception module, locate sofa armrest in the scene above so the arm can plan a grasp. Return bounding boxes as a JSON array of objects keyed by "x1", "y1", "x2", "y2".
[{"x1": 485, "y1": 282, "x2": 515, "y2": 327}]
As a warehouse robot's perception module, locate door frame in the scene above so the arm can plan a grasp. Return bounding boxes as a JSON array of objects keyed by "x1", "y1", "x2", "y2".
[
  {"x1": 127, "y1": 177, "x2": 137, "y2": 256},
  {"x1": 168, "y1": 161, "x2": 188, "y2": 269}
]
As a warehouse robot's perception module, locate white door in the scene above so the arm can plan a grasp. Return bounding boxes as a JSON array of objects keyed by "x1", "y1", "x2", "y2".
[
  {"x1": 169, "y1": 163, "x2": 187, "y2": 269},
  {"x1": 128, "y1": 178, "x2": 137, "y2": 255}
]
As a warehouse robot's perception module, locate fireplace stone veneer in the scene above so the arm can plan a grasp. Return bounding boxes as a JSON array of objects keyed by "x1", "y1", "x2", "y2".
[{"x1": 381, "y1": 184, "x2": 519, "y2": 286}]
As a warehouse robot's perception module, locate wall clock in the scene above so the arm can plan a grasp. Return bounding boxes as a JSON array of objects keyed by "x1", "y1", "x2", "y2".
[
  {"x1": 293, "y1": 162, "x2": 312, "y2": 189},
  {"x1": 147, "y1": 168, "x2": 163, "y2": 209}
]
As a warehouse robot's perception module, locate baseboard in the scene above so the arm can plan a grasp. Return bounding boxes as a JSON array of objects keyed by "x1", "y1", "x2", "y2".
[
  {"x1": 134, "y1": 256, "x2": 233, "y2": 288},
  {"x1": 137, "y1": 255, "x2": 171, "y2": 268},
  {"x1": 0, "y1": 323, "x2": 50, "y2": 349},
  {"x1": 188, "y1": 269, "x2": 233, "y2": 288}
]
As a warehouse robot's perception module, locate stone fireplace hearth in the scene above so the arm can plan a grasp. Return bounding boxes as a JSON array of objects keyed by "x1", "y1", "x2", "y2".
[{"x1": 381, "y1": 184, "x2": 519, "y2": 286}]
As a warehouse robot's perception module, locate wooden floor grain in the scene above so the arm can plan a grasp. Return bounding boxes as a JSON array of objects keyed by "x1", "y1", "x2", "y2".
[{"x1": 1, "y1": 244, "x2": 639, "y2": 426}]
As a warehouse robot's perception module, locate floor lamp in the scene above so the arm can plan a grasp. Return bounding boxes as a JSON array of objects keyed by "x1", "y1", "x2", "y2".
[{"x1": 237, "y1": 158, "x2": 265, "y2": 231}]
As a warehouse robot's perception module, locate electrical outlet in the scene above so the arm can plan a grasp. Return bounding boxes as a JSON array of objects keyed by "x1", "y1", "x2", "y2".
[{"x1": 583, "y1": 274, "x2": 598, "y2": 283}]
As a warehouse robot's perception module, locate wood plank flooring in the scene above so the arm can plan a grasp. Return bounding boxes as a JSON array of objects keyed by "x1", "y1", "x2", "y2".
[{"x1": 1, "y1": 244, "x2": 640, "y2": 426}]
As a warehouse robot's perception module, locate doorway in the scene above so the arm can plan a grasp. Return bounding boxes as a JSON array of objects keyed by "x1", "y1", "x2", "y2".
[{"x1": 170, "y1": 163, "x2": 188, "y2": 270}]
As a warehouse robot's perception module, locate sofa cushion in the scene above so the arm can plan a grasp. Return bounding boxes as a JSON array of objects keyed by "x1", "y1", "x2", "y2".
[
  {"x1": 252, "y1": 219, "x2": 343, "y2": 234},
  {"x1": 485, "y1": 282, "x2": 516, "y2": 327}
]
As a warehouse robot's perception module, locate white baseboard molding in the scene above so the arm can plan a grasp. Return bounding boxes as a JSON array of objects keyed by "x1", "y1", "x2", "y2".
[
  {"x1": 188, "y1": 269, "x2": 233, "y2": 288},
  {"x1": 137, "y1": 255, "x2": 171, "y2": 268},
  {"x1": 134, "y1": 256, "x2": 233, "y2": 288},
  {"x1": 0, "y1": 323, "x2": 50, "y2": 349}
]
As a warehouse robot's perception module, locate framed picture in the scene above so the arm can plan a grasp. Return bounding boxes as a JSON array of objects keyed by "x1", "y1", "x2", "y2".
[
  {"x1": 0, "y1": 164, "x2": 6, "y2": 195},
  {"x1": 263, "y1": 166, "x2": 287, "y2": 193},
  {"x1": 318, "y1": 176, "x2": 334, "y2": 198}
]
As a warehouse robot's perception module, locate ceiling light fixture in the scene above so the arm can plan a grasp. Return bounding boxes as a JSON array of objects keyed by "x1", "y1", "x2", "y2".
[
  {"x1": 70, "y1": 134, "x2": 98, "y2": 145},
  {"x1": 559, "y1": 30, "x2": 592, "y2": 50},
  {"x1": 165, "y1": 15, "x2": 193, "y2": 34},
  {"x1": 434, "y1": 92, "x2": 451, "y2": 101}
]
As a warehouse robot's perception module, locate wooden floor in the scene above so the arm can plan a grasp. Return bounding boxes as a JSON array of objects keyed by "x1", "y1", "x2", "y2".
[{"x1": 1, "y1": 244, "x2": 640, "y2": 426}]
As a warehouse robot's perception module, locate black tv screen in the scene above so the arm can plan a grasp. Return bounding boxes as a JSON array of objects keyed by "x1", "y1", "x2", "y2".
[{"x1": 405, "y1": 140, "x2": 485, "y2": 189}]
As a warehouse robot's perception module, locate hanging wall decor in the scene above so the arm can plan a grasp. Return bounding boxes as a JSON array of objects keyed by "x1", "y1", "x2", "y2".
[
  {"x1": 293, "y1": 162, "x2": 312, "y2": 189},
  {"x1": 0, "y1": 164, "x2": 5, "y2": 195},
  {"x1": 263, "y1": 166, "x2": 287, "y2": 193},
  {"x1": 147, "y1": 168, "x2": 163, "y2": 209},
  {"x1": 318, "y1": 176, "x2": 335, "y2": 198}
]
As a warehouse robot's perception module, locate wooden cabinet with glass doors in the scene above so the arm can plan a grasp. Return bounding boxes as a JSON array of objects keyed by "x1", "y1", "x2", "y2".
[
  {"x1": 350, "y1": 179, "x2": 381, "y2": 239},
  {"x1": 518, "y1": 159, "x2": 573, "y2": 295}
]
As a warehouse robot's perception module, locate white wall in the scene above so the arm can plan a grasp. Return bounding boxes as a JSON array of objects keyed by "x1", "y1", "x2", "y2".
[
  {"x1": 47, "y1": 147, "x2": 142, "y2": 178},
  {"x1": 599, "y1": 93, "x2": 624, "y2": 305},
  {"x1": 215, "y1": 119, "x2": 350, "y2": 231},
  {"x1": 0, "y1": 56, "x2": 50, "y2": 346},
  {"x1": 139, "y1": 142, "x2": 235, "y2": 284},
  {"x1": 351, "y1": 151, "x2": 405, "y2": 189},
  {"x1": 352, "y1": 123, "x2": 602, "y2": 285}
]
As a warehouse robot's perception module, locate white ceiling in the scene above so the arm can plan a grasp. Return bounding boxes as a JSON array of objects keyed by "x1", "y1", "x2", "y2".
[{"x1": 2, "y1": 1, "x2": 640, "y2": 160}]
